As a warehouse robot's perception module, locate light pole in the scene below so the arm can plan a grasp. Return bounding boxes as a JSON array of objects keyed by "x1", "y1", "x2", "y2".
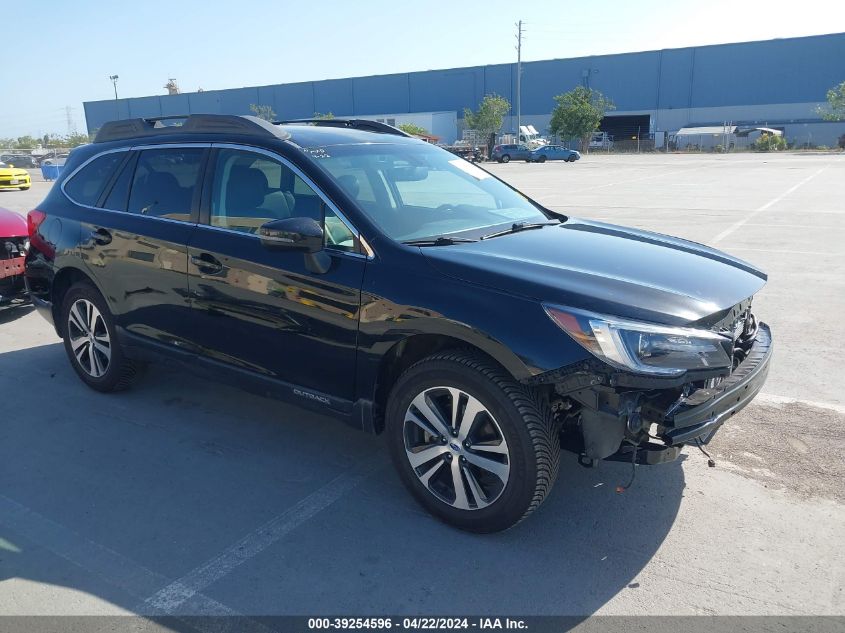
[
  {"x1": 515, "y1": 20, "x2": 523, "y2": 144},
  {"x1": 109, "y1": 75, "x2": 119, "y2": 120}
]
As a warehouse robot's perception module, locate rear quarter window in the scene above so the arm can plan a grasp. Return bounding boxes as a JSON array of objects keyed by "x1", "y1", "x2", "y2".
[{"x1": 63, "y1": 152, "x2": 125, "y2": 206}]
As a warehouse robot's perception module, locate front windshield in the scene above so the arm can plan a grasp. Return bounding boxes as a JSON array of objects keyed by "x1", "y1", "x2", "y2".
[{"x1": 308, "y1": 142, "x2": 550, "y2": 242}]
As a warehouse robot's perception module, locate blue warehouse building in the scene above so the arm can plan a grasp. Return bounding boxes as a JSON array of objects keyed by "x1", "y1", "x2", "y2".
[{"x1": 84, "y1": 32, "x2": 845, "y2": 146}]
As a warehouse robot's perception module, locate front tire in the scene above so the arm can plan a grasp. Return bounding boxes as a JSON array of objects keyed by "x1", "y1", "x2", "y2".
[
  {"x1": 61, "y1": 282, "x2": 139, "y2": 392},
  {"x1": 386, "y1": 351, "x2": 560, "y2": 533}
]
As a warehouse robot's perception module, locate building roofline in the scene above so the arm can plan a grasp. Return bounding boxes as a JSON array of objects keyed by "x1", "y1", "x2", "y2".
[{"x1": 83, "y1": 32, "x2": 845, "y2": 106}]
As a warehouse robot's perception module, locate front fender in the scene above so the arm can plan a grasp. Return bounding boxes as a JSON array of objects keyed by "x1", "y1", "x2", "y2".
[{"x1": 354, "y1": 256, "x2": 593, "y2": 405}]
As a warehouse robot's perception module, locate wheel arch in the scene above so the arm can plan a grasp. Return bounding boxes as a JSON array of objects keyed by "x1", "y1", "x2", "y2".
[
  {"x1": 50, "y1": 266, "x2": 102, "y2": 336},
  {"x1": 369, "y1": 331, "x2": 532, "y2": 435}
]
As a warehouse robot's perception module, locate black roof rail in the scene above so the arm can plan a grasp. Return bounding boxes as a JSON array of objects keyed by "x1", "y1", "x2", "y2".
[
  {"x1": 274, "y1": 118, "x2": 412, "y2": 138},
  {"x1": 93, "y1": 114, "x2": 291, "y2": 143}
]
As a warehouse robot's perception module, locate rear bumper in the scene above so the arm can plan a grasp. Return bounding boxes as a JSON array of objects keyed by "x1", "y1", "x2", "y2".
[{"x1": 25, "y1": 278, "x2": 54, "y2": 325}]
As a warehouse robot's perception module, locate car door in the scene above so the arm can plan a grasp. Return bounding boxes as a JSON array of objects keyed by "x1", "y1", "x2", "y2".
[
  {"x1": 72, "y1": 144, "x2": 207, "y2": 348},
  {"x1": 185, "y1": 144, "x2": 367, "y2": 409}
]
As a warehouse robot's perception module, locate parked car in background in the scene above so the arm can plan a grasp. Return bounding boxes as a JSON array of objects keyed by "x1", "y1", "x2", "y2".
[
  {"x1": 25, "y1": 114, "x2": 773, "y2": 532},
  {"x1": 0, "y1": 154, "x2": 37, "y2": 168},
  {"x1": 0, "y1": 207, "x2": 29, "y2": 308},
  {"x1": 491, "y1": 144, "x2": 532, "y2": 163},
  {"x1": 0, "y1": 161, "x2": 31, "y2": 190},
  {"x1": 39, "y1": 153, "x2": 69, "y2": 166},
  {"x1": 527, "y1": 145, "x2": 580, "y2": 163}
]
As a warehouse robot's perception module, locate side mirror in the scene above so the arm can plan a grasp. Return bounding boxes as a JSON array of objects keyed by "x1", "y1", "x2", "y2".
[
  {"x1": 259, "y1": 217, "x2": 324, "y2": 253},
  {"x1": 258, "y1": 217, "x2": 331, "y2": 274}
]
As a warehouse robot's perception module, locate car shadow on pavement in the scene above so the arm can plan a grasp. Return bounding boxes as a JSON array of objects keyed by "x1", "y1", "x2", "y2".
[
  {"x1": 0, "y1": 342, "x2": 684, "y2": 619},
  {"x1": 0, "y1": 304, "x2": 34, "y2": 325}
]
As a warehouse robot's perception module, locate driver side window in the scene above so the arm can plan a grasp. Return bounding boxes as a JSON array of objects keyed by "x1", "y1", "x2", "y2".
[
  {"x1": 209, "y1": 148, "x2": 359, "y2": 253},
  {"x1": 210, "y1": 149, "x2": 294, "y2": 234}
]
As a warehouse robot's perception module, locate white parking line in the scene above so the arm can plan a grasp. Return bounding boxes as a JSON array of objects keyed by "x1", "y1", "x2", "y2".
[
  {"x1": 710, "y1": 167, "x2": 828, "y2": 245},
  {"x1": 727, "y1": 247, "x2": 840, "y2": 256},
  {"x1": 0, "y1": 494, "x2": 252, "y2": 625},
  {"x1": 757, "y1": 393, "x2": 845, "y2": 415},
  {"x1": 568, "y1": 163, "x2": 713, "y2": 194},
  {"x1": 143, "y1": 470, "x2": 368, "y2": 613}
]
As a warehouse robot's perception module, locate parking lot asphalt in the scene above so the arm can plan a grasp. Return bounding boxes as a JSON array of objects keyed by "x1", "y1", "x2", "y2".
[{"x1": 1, "y1": 153, "x2": 843, "y2": 620}]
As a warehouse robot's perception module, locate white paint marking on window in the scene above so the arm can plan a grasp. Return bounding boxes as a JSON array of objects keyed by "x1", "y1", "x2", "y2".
[{"x1": 449, "y1": 159, "x2": 490, "y2": 180}]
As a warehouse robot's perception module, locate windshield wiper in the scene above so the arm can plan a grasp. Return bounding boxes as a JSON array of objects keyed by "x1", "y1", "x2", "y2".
[
  {"x1": 480, "y1": 221, "x2": 559, "y2": 240},
  {"x1": 402, "y1": 236, "x2": 478, "y2": 247}
]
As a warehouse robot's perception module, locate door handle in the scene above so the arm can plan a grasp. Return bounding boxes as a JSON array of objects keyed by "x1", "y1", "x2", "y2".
[
  {"x1": 191, "y1": 253, "x2": 224, "y2": 274},
  {"x1": 90, "y1": 228, "x2": 112, "y2": 245}
]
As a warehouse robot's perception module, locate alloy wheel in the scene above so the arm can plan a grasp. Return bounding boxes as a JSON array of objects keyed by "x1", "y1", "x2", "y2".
[
  {"x1": 67, "y1": 299, "x2": 111, "y2": 378},
  {"x1": 403, "y1": 386, "x2": 510, "y2": 510}
]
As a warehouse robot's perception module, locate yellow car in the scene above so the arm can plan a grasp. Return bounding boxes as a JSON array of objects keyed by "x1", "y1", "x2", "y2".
[{"x1": 0, "y1": 161, "x2": 31, "y2": 191}]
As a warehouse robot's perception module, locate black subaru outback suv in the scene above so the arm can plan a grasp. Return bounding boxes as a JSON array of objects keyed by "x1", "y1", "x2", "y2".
[{"x1": 25, "y1": 115, "x2": 772, "y2": 532}]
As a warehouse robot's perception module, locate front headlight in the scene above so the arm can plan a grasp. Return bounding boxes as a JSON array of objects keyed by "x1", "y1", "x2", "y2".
[{"x1": 543, "y1": 304, "x2": 732, "y2": 376}]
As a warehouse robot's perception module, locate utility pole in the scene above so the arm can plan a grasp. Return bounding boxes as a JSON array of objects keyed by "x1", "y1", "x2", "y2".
[
  {"x1": 515, "y1": 20, "x2": 523, "y2": 144},
  {"x1": 65, "y1": 106, "x2": 77, "y2": 136}
]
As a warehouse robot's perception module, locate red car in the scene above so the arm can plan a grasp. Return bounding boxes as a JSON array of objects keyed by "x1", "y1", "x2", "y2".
[{"x1": 0, "y1": 207, "x2": 28, "y2": 307}]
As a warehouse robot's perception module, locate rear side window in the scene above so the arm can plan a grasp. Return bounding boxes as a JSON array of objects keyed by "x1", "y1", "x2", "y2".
[
  {"x1": 102, "y1": 153, "x2": 136, "y2": 211},
  {"x1": 128, "y1": 148, "x2": 204, "y2": 221},
  {"x1": 64, "y1": 152, "x2": 125, "y2": 206}
]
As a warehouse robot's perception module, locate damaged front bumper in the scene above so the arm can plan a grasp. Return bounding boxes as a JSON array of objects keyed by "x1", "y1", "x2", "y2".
[
  {"x1": 537, "y1": 322, "x2": 773, "y2": 466},
  {"x1": 650, "y1": 322, "x2": 772, "y2": 447},
  {"x1": 0, "y1": 254, "x2": 28, "y2": 307}
]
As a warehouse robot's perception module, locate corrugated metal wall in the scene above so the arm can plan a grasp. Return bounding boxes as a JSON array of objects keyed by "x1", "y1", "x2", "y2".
[{"x1": 83, "y1": 33, "x2": 845, "y2": 134}]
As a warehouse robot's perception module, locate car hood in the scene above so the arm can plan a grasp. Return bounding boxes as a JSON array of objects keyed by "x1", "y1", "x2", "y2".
[
  {"x1": 0, "y1": 208, "x2": 27, "y2": 237},
  {"x1": 0, "y1": 167, "x2": 28, "y2": 176},
  {"x1": 422, "y1": 218, "x2": 767, "y2": 327}
]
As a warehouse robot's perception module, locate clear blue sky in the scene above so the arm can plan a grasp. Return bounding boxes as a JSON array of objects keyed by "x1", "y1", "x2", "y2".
[{"x1": 2, "y1": 0, "x2": 843, "y2": 138}]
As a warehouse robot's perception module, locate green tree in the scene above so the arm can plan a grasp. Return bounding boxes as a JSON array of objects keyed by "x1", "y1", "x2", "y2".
[
  {"x1": 313, "y1": 111, "x2": 335, "y2": 120},
  {"x1": 753, "y1": 133, "x2": 787, "y2": 152},
  {"x1": 817, "y1": 81, "x2": 845, "y2": 121},
  {"x1": 463, "y1": 94, "x2": 510, "y2": 147},
  {"x1": 15, "y1": 135, "x2": 39, "y2": 149},
  {"x1": 549, "y1": 86, "x2": 615, "y2": 152},
  {"x1": 249, "y1": 103, "x2": 277, "y2": 121},
  {"x1": 63, "y1": 132, "x2": 93, "y2": 148},
  {"x1": 397, "y1": 123, "x2": 430, "y2": 136}
]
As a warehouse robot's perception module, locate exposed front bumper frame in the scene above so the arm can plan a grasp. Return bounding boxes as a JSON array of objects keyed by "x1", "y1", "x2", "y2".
[{"x1": 662, "y1": 322, "x2": 772, "y2": 446}]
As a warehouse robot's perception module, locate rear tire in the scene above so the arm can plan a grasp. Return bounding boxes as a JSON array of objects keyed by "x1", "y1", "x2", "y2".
[
  {"x1": 501, "y1": 155, "x2": 511, "y2": 163},
  {"x1": 386, "y1": 350, "x2": 560, "y2": 533},
  {"x1": 60, "y1": 282, "x2": 139, "y2": 393}
]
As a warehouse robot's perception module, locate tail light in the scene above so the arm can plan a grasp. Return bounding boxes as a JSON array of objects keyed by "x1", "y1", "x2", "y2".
[
  {"x1": 27, "y1": 209, "x2": 53, "y2": 256},
  {"x1": 493, "y1": 145, "x2": 502, "y2": 151},
  {"x1": 27, "y1": 209, "x2": 46, "y2": 240}
]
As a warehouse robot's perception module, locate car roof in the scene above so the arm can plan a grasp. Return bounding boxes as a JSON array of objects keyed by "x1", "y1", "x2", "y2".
[{"x1": 279, "y1": 124, "x2": 420, "y2": 149}]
